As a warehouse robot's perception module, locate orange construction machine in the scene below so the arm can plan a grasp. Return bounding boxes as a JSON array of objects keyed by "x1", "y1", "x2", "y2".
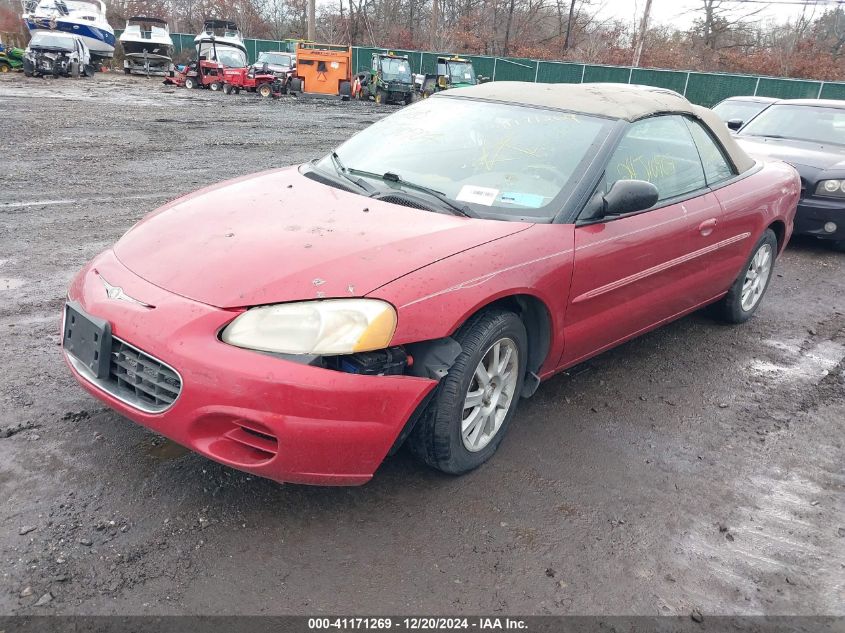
[{"x1": 289, "y1": 42, "x2": 352, "y2": 100}]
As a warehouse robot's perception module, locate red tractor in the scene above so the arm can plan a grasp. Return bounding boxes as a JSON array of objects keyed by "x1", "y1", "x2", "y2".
[
  {"x1": 221, "y1": 65, "x2": 283, "y2": 97},
  {"x1": 165, "y1": 59, "x2": 226, "y2": 90}
]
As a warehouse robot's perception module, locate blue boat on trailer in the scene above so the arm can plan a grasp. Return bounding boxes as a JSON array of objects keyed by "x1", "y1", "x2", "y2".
[{"x1": 21, "y1": 0, "x2": 115, "y2": 61}]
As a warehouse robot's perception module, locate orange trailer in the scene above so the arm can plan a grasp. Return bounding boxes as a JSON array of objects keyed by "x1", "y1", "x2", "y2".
[{"x1": 290, "y1": 42, "x2": 352, "y2": 100}]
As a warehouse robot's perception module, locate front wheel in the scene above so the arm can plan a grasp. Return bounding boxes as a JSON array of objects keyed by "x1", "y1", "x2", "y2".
[
  {"x1": 408, "y1": 310, "x2": 527, "y2": 475},
  {"x1": 375, "y1": 88, "x2": 387, "y2": 104},
  {"x1": 0, "y1": 62, "x2": 10, "y2": 73},
  {"x1": 209, "y1": 81, "x2": 223, "y2": 91},
  {"x1": 184, "y1": 76, "x2": 197, "y2": 89},
  {"x1": 257, "y1": 82, "x2": 273, "y2": 98},
  {"x1": 715, "y1": 229, "x2": 777, "y2": 324}
]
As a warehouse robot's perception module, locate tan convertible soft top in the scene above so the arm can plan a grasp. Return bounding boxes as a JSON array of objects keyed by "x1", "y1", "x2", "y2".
[{"x1": 444, "y1": 81, "x2": 755, "y2": 173}]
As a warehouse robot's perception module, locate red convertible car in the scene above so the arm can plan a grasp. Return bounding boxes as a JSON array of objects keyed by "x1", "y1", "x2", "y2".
[{"x1": 63, "y1": 83, "x2": 800, "y2": 485}]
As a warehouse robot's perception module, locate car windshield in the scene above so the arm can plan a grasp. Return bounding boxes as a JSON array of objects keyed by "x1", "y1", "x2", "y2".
[
  {"x1": 257, "y1": 52, "x2": 291, "y2": 66},
  {"x1": 316, "y1": 96, "x2": 612, "y2": 220},
  {"x1": 712, "y1": 100, "x2": 770, "y2": 124},
  {"x1": 740, "y1": 104, "x2": 845, "y2": 146},
  {"x1": 448, "y1": 61, "x2": 475, "y2": 84},
  {"x1": 380, "y1": 57, "x2": 411, "y2": 81},
  {"x1": 30, "y1": 32, "x2": 75, "y2": 50},
  {"x1": 199, "y1": 43, "x2": 246, "y2": 68}
]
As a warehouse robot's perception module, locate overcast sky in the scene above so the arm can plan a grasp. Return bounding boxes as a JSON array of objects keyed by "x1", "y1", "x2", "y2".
[{"x1": 594, "y1": 0, "x2": 842, "y2": 29}]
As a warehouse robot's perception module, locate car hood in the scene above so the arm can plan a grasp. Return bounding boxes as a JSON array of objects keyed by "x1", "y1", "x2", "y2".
[
  {"x1": 113, "y1": 167, "x2": 531, "y2": 308},
  {"x1": 736, "y1": 136, "x2": 845, "y2": 170}
]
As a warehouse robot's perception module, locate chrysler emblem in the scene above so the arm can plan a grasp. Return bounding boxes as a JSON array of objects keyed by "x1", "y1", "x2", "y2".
[{"x1": 100, "y1": 277, "x2": 153, "y2": 308}]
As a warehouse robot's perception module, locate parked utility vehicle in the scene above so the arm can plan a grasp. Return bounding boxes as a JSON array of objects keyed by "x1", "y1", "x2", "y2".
[
  {"x1": 416, "y1": 55, "x2": 478, "y2": 96},
  {"x1": 222, "y1": 65, "x2": 283, "y2": 97},
  {"x1": 355, "y1": 51, "x2": 414, "y2": 105},
  {"x1": 0, "y1": 37, "x2": 25, "y2": 72},
  {"x1": 289, "y1": 42, "x2": 352, "y2": 100}
]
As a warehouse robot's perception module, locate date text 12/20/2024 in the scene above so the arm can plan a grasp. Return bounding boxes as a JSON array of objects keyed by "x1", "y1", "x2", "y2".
[{"x1": 307, "y1": 618, "x2": 528, "y2": 630}]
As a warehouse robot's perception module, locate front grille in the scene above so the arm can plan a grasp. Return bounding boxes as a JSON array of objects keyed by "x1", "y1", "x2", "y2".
[{"x1": 107, "y1": 339, "x2": 182, "y2": 412}]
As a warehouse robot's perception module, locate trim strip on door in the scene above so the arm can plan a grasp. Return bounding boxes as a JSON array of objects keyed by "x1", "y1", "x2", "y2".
[{"x1": 571, "y1": 232, "x2": 751, "y2": 304}]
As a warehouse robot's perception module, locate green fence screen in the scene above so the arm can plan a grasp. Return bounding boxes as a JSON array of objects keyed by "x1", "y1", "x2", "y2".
[{"x1": 137, "y1": 32, "x2": 845, "y2": 107}]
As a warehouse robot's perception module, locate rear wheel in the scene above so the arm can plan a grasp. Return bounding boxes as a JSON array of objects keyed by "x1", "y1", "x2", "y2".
[
  {"x1": 209, "y1": 81, "x2": 223, "y2": 91},
  {"x1": 715, "y1": 229, "x2": 777, "y2": 324},
  {"x1": 339, "y1": 80, "x2": 351, "y2": 101},
  {"x1": 375, "y1": 88, "x2": 387, "y2": 104},
  {"x1": 223, "y1": 82, "x2": 233, "y2": 95},
  {"x1": 290, "y1": 77, "x2": 303, "y2": 93},
  {"x1": 403, "y1": 93, "x2": 412, "y2": 105},
  {"x1": 408, "y1": 310, "x2": 527, "y2": 475},
  {"x1": 184, "y1": 76, "x2": 197, "y2": 89}
]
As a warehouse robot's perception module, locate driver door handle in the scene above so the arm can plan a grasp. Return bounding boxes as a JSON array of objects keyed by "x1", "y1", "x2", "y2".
[{"x1": 698, "y1": 218, "x2": 717, "y2": 236}]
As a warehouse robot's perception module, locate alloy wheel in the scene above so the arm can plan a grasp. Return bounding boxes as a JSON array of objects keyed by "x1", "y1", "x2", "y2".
[
  {"x1": 741, "y1": 243, "x2": 773, "y2": 311},
  {"x1": 461, "y1": 338, "x2": 519, "y2": 452}
]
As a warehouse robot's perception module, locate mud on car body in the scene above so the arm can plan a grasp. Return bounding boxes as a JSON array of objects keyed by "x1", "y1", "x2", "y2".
[
  {"x1": 63, "y1": 82, "x2": 800, "y2": 485},
  {"x1": 23, "y1": 31, "x2": 93, "y2": 78}
]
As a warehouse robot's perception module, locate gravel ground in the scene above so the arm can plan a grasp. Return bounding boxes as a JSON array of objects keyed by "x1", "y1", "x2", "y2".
[{"x1": 0, "y1": 73, "x2": 843, "y2": 617}]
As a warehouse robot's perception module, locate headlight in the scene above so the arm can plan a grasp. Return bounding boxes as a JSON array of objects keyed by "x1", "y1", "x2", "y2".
[
  {"x1": 816, "y1": 179, "x2": 845, "y2": 197},
  {"x1": 221, "y1": 299, "x2": 397, "y2": 355}
]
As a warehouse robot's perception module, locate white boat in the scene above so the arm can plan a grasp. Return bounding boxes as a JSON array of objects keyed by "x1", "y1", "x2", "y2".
[
  {"x1": 21, "y1": 0, "x2": 115, "y2": 60},
  {"x1": 194, "y1": 19, "x2": 247, "y2": 68},
  {"x1": 119, "y1": 16, "x2": 173, "y2": 75}
]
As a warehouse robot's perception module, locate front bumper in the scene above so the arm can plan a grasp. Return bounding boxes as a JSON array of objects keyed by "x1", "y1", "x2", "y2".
[
  {"x1": 794, "y1": 196, "x2": 845, "y2": 241},
  {"x1": 63, "y1": 250, "x2": 436, "y2": 485}
]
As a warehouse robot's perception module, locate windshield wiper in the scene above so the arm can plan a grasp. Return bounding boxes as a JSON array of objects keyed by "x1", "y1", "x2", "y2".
[
  {"x1": 327, "y1": 152, "x2": 378, "y2": 195},
  {"x1": 347, "y1": 169, "x2": 475, "y2": 218}
]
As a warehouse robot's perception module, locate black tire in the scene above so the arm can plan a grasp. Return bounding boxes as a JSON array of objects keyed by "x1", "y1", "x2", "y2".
[
  {"x1": 715, "y1": 229, "x2": 777, "y2": 324},
  {"x1": 290, "y1": 77, "x2": 303, "y2": 92},
  {"x1": 209, "y1": 81, "x2": 223, "y2": 92},
  {"x1": 339, "y1": 80, "x2": 351, "y2": 99},
  {"x1": 403, "y1": 93, "x2": 413, "y2": 105},
  {"x1": 123, "y1": 66, "x2": 131, "y2": 74},
  {"x1": 374, "y1": 88, "x2": 388, "y2": 105},
  {"x1": 258, "y1": 82, "x2": 273, "y2": 98},
  {"x1": 83, "y1": 64, "x2": 94, "y2": 77},
  {"x1": 408, "y1": 310, "x2": 527, "y2": 475},
  {"x1": 23, "y1": 58, "x2": 34, "y2": 77},
  {"x1": 184, "y1": 76, "x2": 197, "y2": 89},
  {"x1": 0, "y1": 62, "x2": 10, "y2": 73},
  {"x1": 223, "y1": 82, "x2": 233, "y2": 95}
]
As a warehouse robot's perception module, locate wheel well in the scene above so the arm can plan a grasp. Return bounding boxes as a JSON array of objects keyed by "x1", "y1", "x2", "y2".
[
  {"x1": 471, "y1": 294, "x2": 552, "y2": 378},
  {"x1": 769, "y1": 220, "x2": 786, "y2": 253}
]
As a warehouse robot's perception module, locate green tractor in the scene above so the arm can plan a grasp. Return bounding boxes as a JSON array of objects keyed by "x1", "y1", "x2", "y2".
[
  {"x1": 416, "y1": 56, "x2": 479, "y2": 97},
  {"x1": 0, "y1": 37, "x2": 25, "y2": 73},
  {"x1": 354, "y1": 51, "x2": 414, "y2": 105}
]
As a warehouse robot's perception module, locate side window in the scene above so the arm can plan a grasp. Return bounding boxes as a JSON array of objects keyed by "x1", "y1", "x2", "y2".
[
  {"x1": 605, "y1": 115, "x2": 706, "y2": 203},
  {"x1": 684, "y1": 118, "x2": 736, "y2": 185}
]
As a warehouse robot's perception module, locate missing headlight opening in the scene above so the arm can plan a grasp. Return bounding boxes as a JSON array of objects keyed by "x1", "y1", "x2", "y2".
[{"x1": 324, "y1": 337, "x2": 463, "y2": 378}]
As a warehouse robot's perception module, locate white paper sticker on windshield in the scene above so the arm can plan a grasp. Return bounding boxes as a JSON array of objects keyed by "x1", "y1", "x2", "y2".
[
  {"x1": 456, "y1": 185, "x2": 498, "y2": 206},
  {"x1": 464, "y1": 73, "x2": 471, "y2": 79},
  {"x1": 330, "y1": 61, "x2": 339, "y2": 69}
]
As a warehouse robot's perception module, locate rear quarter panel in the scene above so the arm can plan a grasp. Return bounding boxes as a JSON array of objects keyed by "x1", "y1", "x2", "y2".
[{"x1": 710, "y1": 159, "x2": 800, "y2": 291}]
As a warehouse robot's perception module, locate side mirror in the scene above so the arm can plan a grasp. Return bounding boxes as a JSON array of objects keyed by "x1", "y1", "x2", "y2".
[
  {"x1": 726, "y1": 118, "x2": 744, "y2": 131},
  {"x1": 601, "y1": 179, "x2": 659, "y2": 217}
]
